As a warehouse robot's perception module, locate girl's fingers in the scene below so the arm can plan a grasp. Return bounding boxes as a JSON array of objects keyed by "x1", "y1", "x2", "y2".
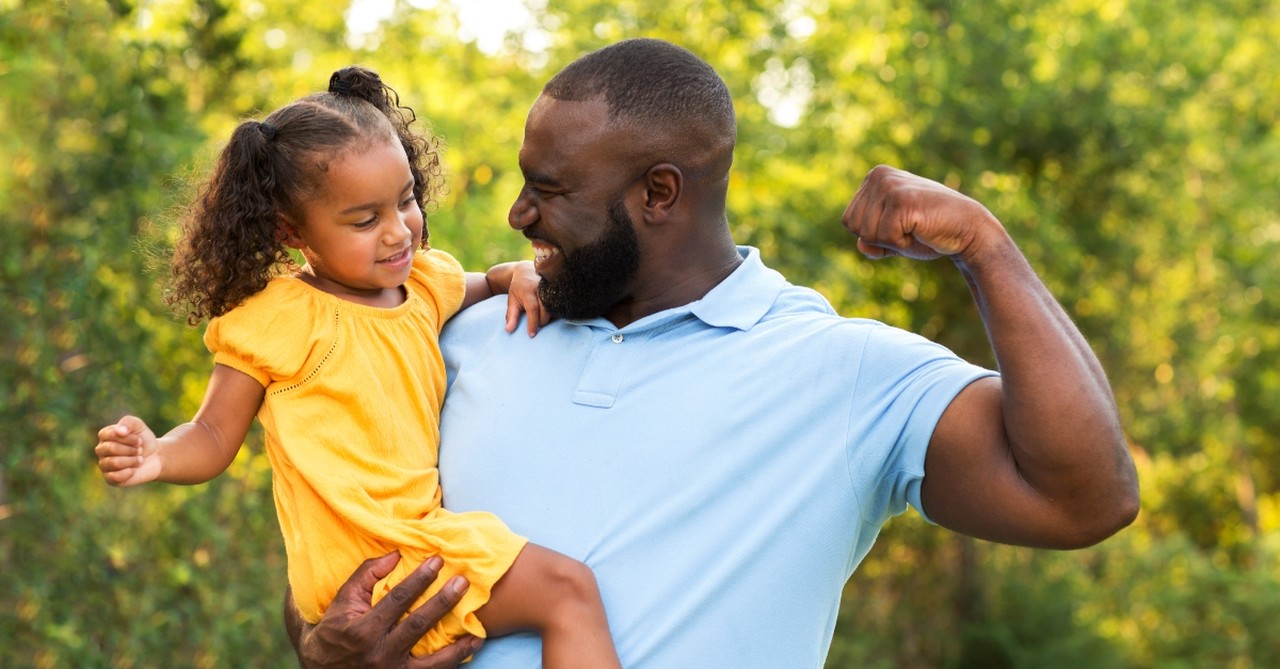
[
  {"x1": 95, "y1": 440, "x2": 139, "y2": 458},
  {"x1": 102, "y1": 466, "x2": 136, "y2": 485}
]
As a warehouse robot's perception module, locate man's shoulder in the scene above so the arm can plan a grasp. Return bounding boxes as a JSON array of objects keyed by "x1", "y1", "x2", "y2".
[
  {"x1": 441, "y1": 296, "x2": 586, "y2": 362},
  {"x1": 758, "y1": 281, "x2": 886, "y2": 335},
  {"x1": 441, "y1": 296, "x2": 509, "y2": 348}
]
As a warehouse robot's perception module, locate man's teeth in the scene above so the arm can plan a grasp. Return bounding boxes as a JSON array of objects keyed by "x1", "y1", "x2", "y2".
[{"x1": 533, "y1": 247, "x2": 559, "y2": 262}]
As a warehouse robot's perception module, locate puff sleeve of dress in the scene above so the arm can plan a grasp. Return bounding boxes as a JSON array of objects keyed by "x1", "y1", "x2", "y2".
[{"x1": 206, "y1": 280, "x2": 338, "y2": 391}]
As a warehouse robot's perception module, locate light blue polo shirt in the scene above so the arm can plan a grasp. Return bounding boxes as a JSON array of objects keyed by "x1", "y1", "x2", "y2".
[{"x1": 438, "y1": 246, "x2": 995, "y2": 667}]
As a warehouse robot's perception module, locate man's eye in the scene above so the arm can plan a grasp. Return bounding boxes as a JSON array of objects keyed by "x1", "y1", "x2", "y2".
[{"x1": 528, "y1": 185, "x2": 557, "y2": 199}]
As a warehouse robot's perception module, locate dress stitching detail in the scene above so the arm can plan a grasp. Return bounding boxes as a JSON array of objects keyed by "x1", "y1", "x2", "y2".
[{"x1": 270, "y1": 307, "x2": 340, "y2": 396}]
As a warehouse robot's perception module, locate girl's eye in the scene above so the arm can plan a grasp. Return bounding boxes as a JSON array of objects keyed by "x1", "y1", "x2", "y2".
[
  {"x1": 400, "y1": 197, "x2": 416, "y2": 209},
  {"x1": 355, "y1": 217, "x2": 377, "y2": 229}
]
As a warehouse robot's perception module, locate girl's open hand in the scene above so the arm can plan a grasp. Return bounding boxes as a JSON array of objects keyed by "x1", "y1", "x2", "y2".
[{"x1": 95, "y1": 415, "x2": 162, "y2": 487}]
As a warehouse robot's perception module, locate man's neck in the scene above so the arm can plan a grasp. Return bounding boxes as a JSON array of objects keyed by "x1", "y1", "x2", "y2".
[{"x1": 604, "y1": 246, "x2": 743, "y2": 328}]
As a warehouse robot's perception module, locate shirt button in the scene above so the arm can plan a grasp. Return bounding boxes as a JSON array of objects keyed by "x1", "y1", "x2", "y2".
[{"x1": 611, "y1": 333, "x2": 624, "y2": 343}]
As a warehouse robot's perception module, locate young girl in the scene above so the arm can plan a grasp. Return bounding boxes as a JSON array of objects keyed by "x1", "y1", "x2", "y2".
[{"x1": 94, "y1": 66, "x2": 620, "y2": 667}]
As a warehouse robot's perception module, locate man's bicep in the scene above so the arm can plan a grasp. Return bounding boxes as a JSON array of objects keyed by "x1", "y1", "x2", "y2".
[{"x1": 919, "y1": 376, "x2": 1074, "y2": 547}]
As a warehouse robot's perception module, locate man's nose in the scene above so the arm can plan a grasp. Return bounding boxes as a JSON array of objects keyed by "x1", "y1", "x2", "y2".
[{"x1": 508, "y1": 193, "x2": 538, "y2": 230}]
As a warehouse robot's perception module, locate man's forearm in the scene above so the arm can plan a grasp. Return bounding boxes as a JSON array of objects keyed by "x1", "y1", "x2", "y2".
[
  {"x1": 958, "y1": 235, "x2": 1138, "y2": 538},
  {"x1": 283, "y1": 586, "x2": 305, "y2": 659}
]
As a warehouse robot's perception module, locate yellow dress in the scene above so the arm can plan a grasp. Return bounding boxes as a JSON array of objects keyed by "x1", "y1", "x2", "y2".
[{"x1": 204, "y1": 249, "x2": 527, "y2": 656}]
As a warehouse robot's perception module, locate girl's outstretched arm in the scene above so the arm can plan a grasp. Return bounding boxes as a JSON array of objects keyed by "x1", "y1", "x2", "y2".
[{"x1": 95, "y1": 364, "x2": 265, "y2": 486}]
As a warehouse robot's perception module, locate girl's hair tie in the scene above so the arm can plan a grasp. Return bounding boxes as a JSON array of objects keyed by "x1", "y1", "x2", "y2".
[{"x1": 328, "y1": 73, "x2": 354, "y2": 96}]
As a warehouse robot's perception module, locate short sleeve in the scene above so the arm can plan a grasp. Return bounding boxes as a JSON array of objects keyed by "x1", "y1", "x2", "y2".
[
  {"x1": 203, "y1": 281, "x2": 320, "y2": 387},
  {"x1": 408, "y1": 249, "x2": 467, "y2": 333},
  {"x1": 849, "y1": 323, "x2": 998, "y2": 525}
]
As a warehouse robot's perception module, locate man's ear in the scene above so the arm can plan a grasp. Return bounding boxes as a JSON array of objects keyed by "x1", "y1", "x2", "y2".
[
  {"x1": 277, "y1": 214, "x2": 305, "y2": 249},
  {"x1": 641, "y1": 163, "x2": 682, "y2": 223}
]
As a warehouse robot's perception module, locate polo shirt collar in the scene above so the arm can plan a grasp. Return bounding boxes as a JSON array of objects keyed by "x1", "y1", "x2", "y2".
[
  {"x1": 564, "y1": 246, "x2": 785, "y2": 333},
  {"x1": 686, "y1": 246, "x2": 785, "y2": 331}
]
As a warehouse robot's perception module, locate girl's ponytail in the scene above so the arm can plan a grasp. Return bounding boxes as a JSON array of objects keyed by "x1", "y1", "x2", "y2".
[
  {"x1": 327, "y1": 66, "x2": 441, "y2": 222},
  {"x1": 166, "y1": 119, "x2": 295, "y2": 325}
]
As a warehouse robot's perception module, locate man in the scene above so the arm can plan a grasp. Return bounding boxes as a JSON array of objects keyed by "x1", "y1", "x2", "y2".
[{"x1": 290, "y1": 38, "x2": 1138, "y2": 667}]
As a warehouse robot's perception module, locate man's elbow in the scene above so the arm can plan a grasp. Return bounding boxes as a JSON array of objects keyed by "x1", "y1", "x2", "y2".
[
  {"x1": 1059, "y1": 476, "x2": 1140, "y2": 550},
  {"x1": 1057, "y1": 427, "x2": 1142, "y2": 549}
]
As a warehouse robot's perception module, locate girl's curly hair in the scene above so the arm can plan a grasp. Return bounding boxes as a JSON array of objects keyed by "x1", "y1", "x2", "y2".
[{"x1": 166, "y1": 66, "x2": 445, "y2": 325}]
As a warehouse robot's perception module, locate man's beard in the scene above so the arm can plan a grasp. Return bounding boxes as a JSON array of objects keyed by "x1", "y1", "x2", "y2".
[{"x1": 538, "y1": 198, "x2": 640, "y2": 320}]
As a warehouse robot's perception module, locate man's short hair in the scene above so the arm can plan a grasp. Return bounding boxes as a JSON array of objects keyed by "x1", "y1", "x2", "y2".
[{"x1": 544, "y1": 38, "x2": 736, "y2": 144}]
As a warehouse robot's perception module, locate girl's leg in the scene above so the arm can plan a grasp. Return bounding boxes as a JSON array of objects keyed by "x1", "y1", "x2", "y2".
[{"x1": 476, "y1": 543, "x2": 621, "y2": 669}]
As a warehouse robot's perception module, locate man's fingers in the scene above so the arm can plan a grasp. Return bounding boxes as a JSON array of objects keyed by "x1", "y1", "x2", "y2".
[
  {"x1": 856, "y1": 238, "x2": 895, "y2": 260},
  {"x1": 362, "y1": 551, "x2": 402, "y2": 582},
  {"x1": 843, "y1": 175, "x2": 889, "y2": 245},
  {"x1": 362, "y1": 555, "x2": 445, "y2": 641},
  {"x1": 295, "y1": 555, "x2": 465, "y2": 668},
  {"x1": 845, "y1": 167, "x2": 955, "y2": 261},
  {"x1": 408, "y1": 635, "x2": 483, "y2": 669},
  {"x1": 329, "y1": 552, "x2": 402, "y2": 614},
  {"x1": 380, "y1": 560, "x2": 460, "y2": 653},
  {"x1": 850, "y1": 193, "x2": 900, "y2": 259}
]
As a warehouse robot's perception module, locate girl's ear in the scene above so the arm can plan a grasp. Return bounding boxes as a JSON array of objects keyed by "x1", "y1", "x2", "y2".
[{"x1": 277, "y1": 215, "x2": 305, "y2": 249}]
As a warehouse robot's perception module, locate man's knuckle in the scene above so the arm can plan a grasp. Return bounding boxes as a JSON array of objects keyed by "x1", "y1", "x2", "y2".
[
  {"x1": 403, "y1": 608, "x2": 435, "y2": 635},
  {"x1": 386, "y1": 582, "x2": 418, "y2": 606}
]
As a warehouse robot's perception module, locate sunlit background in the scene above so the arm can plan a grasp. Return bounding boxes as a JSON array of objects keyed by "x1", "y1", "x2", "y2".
[{"x1": 3, "y1": 0, "x2": 1279, "y2": 667}]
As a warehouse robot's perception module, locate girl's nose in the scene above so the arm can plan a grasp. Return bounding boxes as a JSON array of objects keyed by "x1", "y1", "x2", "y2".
[{"x1": 385, "y1": 215, "x2": 413, "y2": 246}]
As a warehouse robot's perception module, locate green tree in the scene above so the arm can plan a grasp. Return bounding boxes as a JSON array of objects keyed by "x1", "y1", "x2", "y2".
[
  {"x1": 1, "y1": 1, "x2": 294, "y2": 665},
  {"x1": 3, "y1": 0, "x2": 1278, "y2": 666}
]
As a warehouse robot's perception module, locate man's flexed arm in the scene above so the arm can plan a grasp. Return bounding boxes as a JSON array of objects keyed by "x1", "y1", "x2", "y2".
[{"x1": 843, "y1": 165, "x2": 1139, "y2": 549}]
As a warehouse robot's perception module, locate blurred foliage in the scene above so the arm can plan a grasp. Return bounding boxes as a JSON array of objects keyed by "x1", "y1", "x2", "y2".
[{"x1": 1, "y1": 0, "x2": 1277, "y2": 666}]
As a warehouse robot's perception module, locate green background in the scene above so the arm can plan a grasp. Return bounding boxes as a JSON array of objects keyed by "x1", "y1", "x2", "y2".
[{"x1": 3, "y1": 0, "x2": 1278, "y2": 666}]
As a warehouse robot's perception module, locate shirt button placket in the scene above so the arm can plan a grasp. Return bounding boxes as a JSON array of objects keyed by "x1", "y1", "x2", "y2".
[{"x1": 571, "y1": 330, "x2": 629, "y2": 407}]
